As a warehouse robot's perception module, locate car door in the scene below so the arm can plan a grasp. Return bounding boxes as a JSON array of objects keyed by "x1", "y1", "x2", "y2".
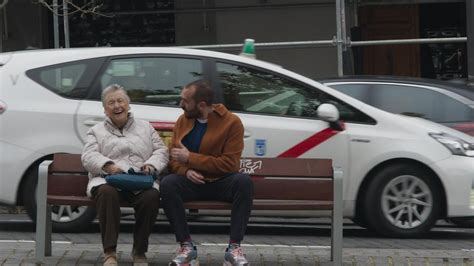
[
  {"x1": 212, "y1": 60, "x2": 368, "y2": 203},
  {"x1": 74, "y1": 55, "x2": 207, "y2": 144}
]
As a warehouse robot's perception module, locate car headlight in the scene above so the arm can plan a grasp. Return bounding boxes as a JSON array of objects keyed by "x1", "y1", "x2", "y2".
[{"x1": 429, "y1": 133, "x2": 474, "y2": 157}]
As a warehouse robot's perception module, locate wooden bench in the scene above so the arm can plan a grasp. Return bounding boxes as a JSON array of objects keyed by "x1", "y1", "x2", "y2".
[{"x1": 36, "y1": 153, "x2": 343, "y2": 264}]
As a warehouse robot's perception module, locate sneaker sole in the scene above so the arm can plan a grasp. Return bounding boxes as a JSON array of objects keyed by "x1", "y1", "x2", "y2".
[
  {"x1": 169, "y1": 260, "x2": 200, "y2": 266},
  {"x1": 223, "y1": 262, "x2": 249, "y2": 266}
]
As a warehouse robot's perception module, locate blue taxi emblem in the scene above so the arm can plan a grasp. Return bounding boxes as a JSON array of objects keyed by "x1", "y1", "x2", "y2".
[{"x1": 255, "y1": 139, "x2": 266, "y2": 156}]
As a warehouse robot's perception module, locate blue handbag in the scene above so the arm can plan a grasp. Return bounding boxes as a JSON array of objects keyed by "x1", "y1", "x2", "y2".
[{"x1": 105, "y1": 168, "x2": 156, "y2": 191}]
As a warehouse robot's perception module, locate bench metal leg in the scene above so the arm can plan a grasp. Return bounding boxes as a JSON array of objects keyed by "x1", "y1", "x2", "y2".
[
  {"x1": 331, "y1": 166, "x2": 343, "y2": 265},
  {"x1": 36, "y1": 160, "x2": 53, "y2": 263}
]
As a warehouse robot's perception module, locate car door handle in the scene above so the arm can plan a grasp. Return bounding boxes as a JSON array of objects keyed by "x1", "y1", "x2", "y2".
[
  {"x1": 83, "y1": 118, "x2": 103, "y2": 127},
  {"x1": 244, "y1": 131, "x2": 251, "y2": 138}
]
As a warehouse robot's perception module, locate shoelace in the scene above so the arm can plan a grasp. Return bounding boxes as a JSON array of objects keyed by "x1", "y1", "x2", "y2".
[
  {"x1": 230, "y1": 246, "x2": 244, "y2": 257},
  {"x1": 176, "y1": 245, "x2": 193, "y2": 255}
]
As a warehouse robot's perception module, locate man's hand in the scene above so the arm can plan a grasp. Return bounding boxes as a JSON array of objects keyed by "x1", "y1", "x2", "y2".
[
  {"x1": 141, "y1": 164, "x2": 155, "y2": 175},
  {"x1": 103, "y1": 163, "x2": 123, "y2": 175},
  {"x1": 185, "y1": 169, "x2": 205, "y2": 184},
  {"x1": 171, "y1": 141, "x2": 190, "y2": 164}
]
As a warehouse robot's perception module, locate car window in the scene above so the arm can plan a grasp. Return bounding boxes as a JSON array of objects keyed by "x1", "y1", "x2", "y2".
[
  {"x1": 369, "y1": 84, "x2": 441, "y2": 121},
  {"x1": 438, "y1": 96, "x2": 473, "y2": 123},
  {"x1": 26, "y1": 58, "x2": 105, "y2": 99},
  {"x1": 100, "y1": 57, "x2": 203, "y2": 106},
  {"x1": 330, "y1": 84, "x2": 370, "y2": 103},
  {"x1": 216, "y1": 62, "x2": 375, "y2": 124}
]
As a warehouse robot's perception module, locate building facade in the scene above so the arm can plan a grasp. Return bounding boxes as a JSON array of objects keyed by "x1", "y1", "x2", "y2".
[{"x1": 0, "y1": 0, "x2": 471, "y2": 81}]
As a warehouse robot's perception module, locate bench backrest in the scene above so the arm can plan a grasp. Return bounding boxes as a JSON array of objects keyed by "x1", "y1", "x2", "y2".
[{"x1": 47, "y1": 153, "x2": 333, "y2": 201}]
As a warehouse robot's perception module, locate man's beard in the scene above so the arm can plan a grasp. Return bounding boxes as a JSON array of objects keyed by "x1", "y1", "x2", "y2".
[{"x1": 183, "y1": 106, "x2": 201, "y2": 118}]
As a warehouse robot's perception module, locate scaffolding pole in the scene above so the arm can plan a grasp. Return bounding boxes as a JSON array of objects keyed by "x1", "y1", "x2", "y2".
[
  {"x1": 0, "y1": 7, "x2": 3, "y2": 52},
  {"x1": 53, "y1": 0, "x2": 59, "y2": 48},
  {"x1": 335, "y1": 0, "x2": 344, "y2": 77},
  {"x1": 467, "y1": 0, "x2": 474, "y2": 85},
  {"x1": 63, "y1": 0, "x2": 70, "y2": 48},
  {"x1": 350, "y1": 37, "x2": 467, "y2": 46},
  {"x1": 184, "y1": 38, "x2": 466, "y2": 50}
]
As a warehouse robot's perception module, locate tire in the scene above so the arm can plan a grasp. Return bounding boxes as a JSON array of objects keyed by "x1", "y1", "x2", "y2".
[
  {"x1": 351, "y1": 213, "x2": 368, "y2": 229},
  {"x1": 363, "y1": 164, "x2": 441, "y2": 238},
  {"x1": 23, "y1": 166, "x2": 97, "y2": 232}
]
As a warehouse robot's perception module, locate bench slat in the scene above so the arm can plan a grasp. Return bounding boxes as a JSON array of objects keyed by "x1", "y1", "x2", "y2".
[
  {"x1": 183, "y1": 200, "x2": 333, "y2": 210},
  {"x1": 47, "y1": 195, "x2": 95, "y2": 206},
  {"x1": 51, "y1": 154, "x2": 86, "y2": 173},
  {"x1": 48, "y1": 174, "x2": 89, "y2": 196},
  {"x1": 241, "y1": 158, "x2": 333, "y2": 177},
  {"x1": 47, "y1": 196, "x2": 333, "y2": 211},
  {"x1": 253, "y1": 178, "x2": 333, "y2": 201},
  {"x1": 46, "y1": 174, "x2": 334, "y2": 202},
  {"x1": 50, "y1": 154, "x2": 334, "y2": 178}
]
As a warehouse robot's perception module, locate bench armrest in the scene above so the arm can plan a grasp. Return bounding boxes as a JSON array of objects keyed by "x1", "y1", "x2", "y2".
[
  {"x1": 37, "y1": 160, "x2": 53, "y2": 207},
  {"x1": 36, "y1": 160, "x2": 53, "y2": 263},
  {"x1": 331, "y1": 166, "x2": 343, "y2": 265}
]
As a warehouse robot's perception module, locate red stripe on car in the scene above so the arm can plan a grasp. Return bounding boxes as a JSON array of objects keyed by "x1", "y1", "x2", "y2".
[
  {"x1": 278, "y1": 125, "x2": 343, "y2": 158},
  {"x1": 150, "y1": 121, "x2": 344, "y2": 158},
  {"x1": 150, "y1": 121, "x2": 175, "y2": 131}
]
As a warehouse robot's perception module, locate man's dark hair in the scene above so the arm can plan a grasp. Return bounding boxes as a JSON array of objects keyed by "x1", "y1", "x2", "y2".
[{"x1": 185, "y1": 79, "x2": 214, "y2": 106}]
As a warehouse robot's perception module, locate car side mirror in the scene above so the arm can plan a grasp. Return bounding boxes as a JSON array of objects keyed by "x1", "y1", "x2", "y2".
[
  {"x1": 317, "y1": 103, "x2": 343, "y2": 131},
  {"x1": 317, "y1": 103, "x2": 339, "y2": 122}
]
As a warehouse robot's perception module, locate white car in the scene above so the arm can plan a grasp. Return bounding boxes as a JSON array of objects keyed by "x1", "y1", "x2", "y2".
[{"x1": 1, "y1": 47, "x2": 474, "y2": 237}]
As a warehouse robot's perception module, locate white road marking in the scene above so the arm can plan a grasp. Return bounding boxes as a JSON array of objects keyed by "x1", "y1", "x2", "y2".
[
  {"x1": 0, "y1": 240, "x2": 72, "y2": 244},
  {"x1": 201, "y1": 243, "x2": 330, "y2": 249}
]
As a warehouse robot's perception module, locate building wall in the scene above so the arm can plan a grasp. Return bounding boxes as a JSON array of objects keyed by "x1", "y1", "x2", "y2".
[
  {"x1": 175, "y1": 0, "x2": 349, "y2": 79},
  {"x1": 0, "y1": 0, "x2": 47, "y2": 52}
]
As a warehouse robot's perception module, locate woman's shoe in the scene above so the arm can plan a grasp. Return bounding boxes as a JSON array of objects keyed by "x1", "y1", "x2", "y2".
[
  {"x1": 133, "y1": 253, "x2": 148, "y2": 266},
  {"x1": 103, "y1": 252, "x2": 118, "y2": 266}
]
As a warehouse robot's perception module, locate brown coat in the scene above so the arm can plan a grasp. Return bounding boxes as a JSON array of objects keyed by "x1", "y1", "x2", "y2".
[{"x1": 169, "y1": 104, "x2": 244, "y2": 181}]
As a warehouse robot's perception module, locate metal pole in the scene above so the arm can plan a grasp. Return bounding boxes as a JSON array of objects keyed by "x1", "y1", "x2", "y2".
[
  {"x1": 3, "y1": 5, "x2": 7, "y2": 42},
  {"x1": 350, "y1": 37, "x2": 467, "y2": 46},
  {"x1": 53, "y1": 0, "x2": 59, "y2": 48},
  {"x1": 184, "y1": 39, "x2": 335, "y2": 50},
  {"x1": 467, "y1": 0, "x2": 474, "y2": 85},
  {"x1": 0, "y1": 7, "x2": 3, "y2": 52},
  {"x1": 341, "y1": 0, "x2": 347, "y2": 51},
  {"x1": 335, "y1": 0, "x2": 344, "y2": 77},
  {"x1": 63, "y1": 0, "x2": 70, "y2": 48},
  {"x1": 181, "y1": 37, "x2": 466, "y2": 51}
]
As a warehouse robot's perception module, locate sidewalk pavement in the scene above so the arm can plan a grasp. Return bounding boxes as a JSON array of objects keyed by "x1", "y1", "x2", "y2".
[{"x1": 2, "y1": 242, "x2": 473, "y2": 266}]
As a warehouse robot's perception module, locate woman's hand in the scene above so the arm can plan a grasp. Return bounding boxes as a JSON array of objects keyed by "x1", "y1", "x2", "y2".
[
  {"x1": 141, "y1": 164, "x2": 156, "y2": 175},
  {"x1": 103, "y1": 163, "x2": 123, "y2": 175}
]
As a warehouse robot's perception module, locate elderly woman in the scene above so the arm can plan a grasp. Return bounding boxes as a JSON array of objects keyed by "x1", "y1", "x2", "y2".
[{"x1": 81, "y1": 84, "x2": 168, "y2": 266}]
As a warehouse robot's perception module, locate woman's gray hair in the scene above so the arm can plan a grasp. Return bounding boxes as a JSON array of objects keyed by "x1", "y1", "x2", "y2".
[{"x1": 101, "y1": 84, "x2": 130, "y2": 105}]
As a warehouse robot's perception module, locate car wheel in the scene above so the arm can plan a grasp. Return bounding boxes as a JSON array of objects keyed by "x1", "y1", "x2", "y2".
[
  {"x1": 23, "y1": 167, "x2": 96, "y2": 232},
  {"x1": 363, "y1": 164, "x2": 441, "y2": 238}
]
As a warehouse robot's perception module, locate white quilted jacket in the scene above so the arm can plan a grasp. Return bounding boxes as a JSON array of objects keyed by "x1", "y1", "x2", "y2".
[{"x1": 81, "y1": 113, "x2": 169, "y2": 197}]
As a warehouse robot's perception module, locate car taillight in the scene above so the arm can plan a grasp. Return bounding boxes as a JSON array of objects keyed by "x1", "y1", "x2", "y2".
[{"x1": 0, "y1": 100, "x2": 6, "y2": 114}]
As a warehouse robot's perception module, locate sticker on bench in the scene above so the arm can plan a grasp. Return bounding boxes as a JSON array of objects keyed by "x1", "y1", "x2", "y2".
[{"x1": 239, "y1": 159, "x2": 263, "y2": 174}]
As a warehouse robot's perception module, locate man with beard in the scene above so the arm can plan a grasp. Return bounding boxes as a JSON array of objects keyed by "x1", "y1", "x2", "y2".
[{"x1": 160, "y1": 79, "x2": 254, "y2": 266}]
